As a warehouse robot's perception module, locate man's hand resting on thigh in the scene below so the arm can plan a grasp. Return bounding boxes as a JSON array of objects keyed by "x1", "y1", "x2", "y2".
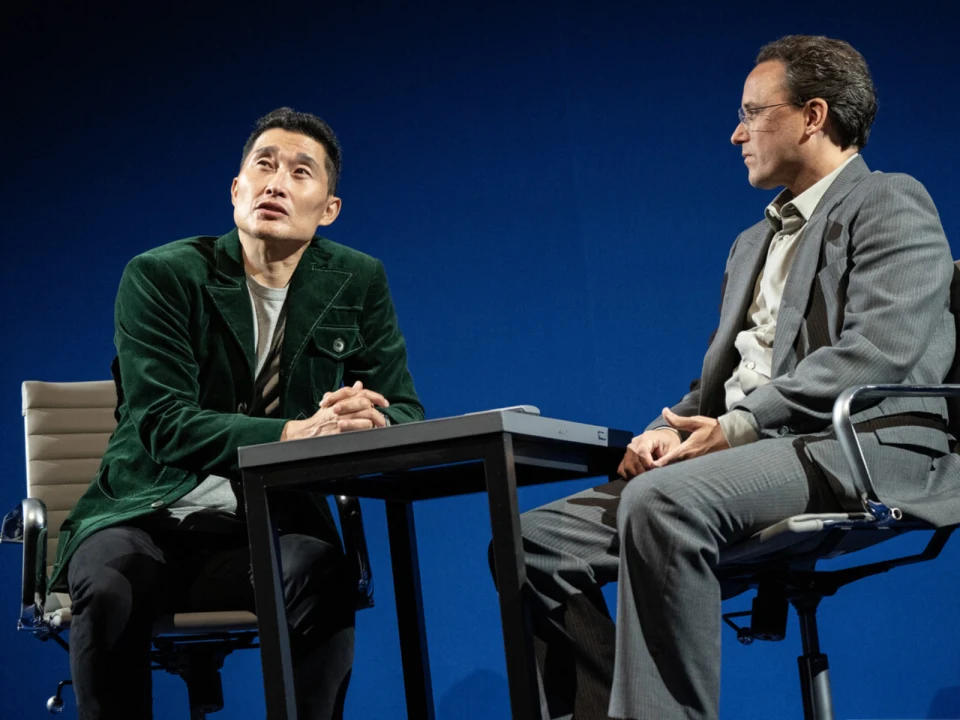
[
  {"x1": 617, "y1": 408, "x2": 730, "y2": 479},
  {"x1": 280, "y1": 381, "x2": 390, "y2": 440}
]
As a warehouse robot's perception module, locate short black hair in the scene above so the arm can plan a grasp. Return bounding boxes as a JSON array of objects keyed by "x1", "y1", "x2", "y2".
[
  {"x1": 240, "y1": 107, "x2": 342, "y2": 194},
  {"x1": 757, "y1": 35, "x2": 878, "y2": 150}
]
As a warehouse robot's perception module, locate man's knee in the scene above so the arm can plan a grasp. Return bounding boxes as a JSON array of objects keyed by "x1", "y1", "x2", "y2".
[
  {"x1": 487, "y1": 508, "x2": 553, "y2": 590},
  {"x1": 279, "y1": 533, "x2": 345, "y2": 584},
  {"x1": 617, "y1": 470, "x2": 695, "y2": 540},
  {"x1": 278, "y1": 534, "x2": 353, "y2": 621},
  {"x1": 519, "y1": 506, "x2": 554, "y2": 541},
  {"x1": 517, "y1": 508, "x2": 562, "y2": 570},
  {"x1": 280, "y1": 537, "x2": 356, "y2": 646},
  {"x1": 68, "y1": 558, "x2": 167, "y2": 646},
  {"x1": 68, "y1": 528, "x2": 166, "y2": 618},
  {"x1": 70, "y1": 564, "x2": 136, "y2": 618}
]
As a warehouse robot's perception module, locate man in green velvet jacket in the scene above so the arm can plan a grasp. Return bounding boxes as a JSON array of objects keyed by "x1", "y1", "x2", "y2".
[{"x1": 53, "y1": 108, "x2": 423, "y2": 720}]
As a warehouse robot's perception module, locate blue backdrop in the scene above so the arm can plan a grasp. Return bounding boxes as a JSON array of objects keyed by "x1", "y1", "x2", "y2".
[{"x1": 3, "y1": 1, "x2": 959, "y2": 718}]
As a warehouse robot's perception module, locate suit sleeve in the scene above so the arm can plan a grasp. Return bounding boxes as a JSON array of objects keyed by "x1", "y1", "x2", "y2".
[
  {"x1": 115, "y1": 253, "x2": 286, "y2": 474},
  {"x1": 732, "y1": 175, "x2": 952, "y2": 437},
  {"x1": 344, "y1": 259, "x2": 425, "y2": 424},
  {"x1": 644, "y1": 382, "x2": 703, "y2": 436}
]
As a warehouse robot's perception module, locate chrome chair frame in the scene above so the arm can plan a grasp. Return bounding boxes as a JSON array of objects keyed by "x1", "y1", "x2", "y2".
[{"x1": 718, "y1": 384, "x2": 959, "y2": 720}]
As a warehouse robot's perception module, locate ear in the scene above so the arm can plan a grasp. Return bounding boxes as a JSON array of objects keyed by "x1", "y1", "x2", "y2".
[
  {"x1": 230, "y1": 177, "x2": 239, "y2": 207},
  {"x1": 317, "y1": 195, "x2": 342, "y2": 227},
  {"x1": 804, "y1": 98, "x2": 829, "y2": 138}
]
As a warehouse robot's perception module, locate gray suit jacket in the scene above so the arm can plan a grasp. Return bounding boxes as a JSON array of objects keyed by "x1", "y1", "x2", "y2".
[{"x1": 649, "y1": 156, "x2": 960, "y2": 526}]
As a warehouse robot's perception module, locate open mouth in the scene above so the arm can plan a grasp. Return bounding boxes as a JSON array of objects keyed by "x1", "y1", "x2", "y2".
[{"x1": 256, "y1": 202, "x2": 288, "y2": 216}]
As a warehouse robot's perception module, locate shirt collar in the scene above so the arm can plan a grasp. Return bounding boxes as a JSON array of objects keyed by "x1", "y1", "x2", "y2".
[{"x1": 765, "y1": 153, "x2": 859, "y2": 233}]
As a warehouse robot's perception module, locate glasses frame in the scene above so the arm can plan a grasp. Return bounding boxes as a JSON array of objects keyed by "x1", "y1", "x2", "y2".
[{"x1": 737, "y1": 100, "x2": 806, "y2": 128}]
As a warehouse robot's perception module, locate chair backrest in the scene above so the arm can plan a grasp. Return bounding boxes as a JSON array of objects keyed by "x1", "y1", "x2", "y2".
[
  {"x1": 22, "y1": 381, "x2": 117, "y2": 581},
  {"x1": 948, "y1": 261, "x2": 960, "y2": 440}
]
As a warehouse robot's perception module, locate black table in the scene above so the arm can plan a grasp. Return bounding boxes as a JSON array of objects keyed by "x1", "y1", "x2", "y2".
[{"x1": 239, "y1": 409, "x2": 630, "y2": 719}]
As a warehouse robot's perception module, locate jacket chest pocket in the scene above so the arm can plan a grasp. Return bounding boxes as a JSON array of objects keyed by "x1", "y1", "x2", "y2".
[{"x1": 308, "y1": 326, "x2": 364, "y2": 404}]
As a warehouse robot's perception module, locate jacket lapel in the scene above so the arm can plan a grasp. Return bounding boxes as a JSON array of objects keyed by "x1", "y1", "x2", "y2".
[
  {"x1": 204, "y1": 229, "x2": 256, "y2": 384},
  {"x1": 280, "y1": 238, "x2": 353, "y2": 406},
  {"x1": 699, "y1": 222, "x2": 773, "y2": 417},
  {"x1": 771, "y1": 156, "x2": 871, "y2": 375}
]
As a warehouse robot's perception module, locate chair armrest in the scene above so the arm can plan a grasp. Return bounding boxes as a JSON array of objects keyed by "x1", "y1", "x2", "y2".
[
  {"x1": 1, "y1": 499, "x2": 48, "y2": 629},
  {"x1": 334, "y1": 495, "x2": 374, "y2": 610},
  {"x1": 832, "y1": 383, "x2": 960, "y2": 522}
]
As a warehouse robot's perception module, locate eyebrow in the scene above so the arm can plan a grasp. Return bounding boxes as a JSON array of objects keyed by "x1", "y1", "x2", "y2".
[
  {"x1": 251, "y1": 146, "x2": 321, "y2": 171},
  {"x1": 251, "y1": 146, "x2": 278, "y2": 160},
  {"x1": 294, "y1": 152, "x2": 321, "y2": 171}
]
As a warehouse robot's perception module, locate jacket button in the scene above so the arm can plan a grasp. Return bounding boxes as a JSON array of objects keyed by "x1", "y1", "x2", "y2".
[
  {"x1": 333, "y1": 338, "x2": 345, "y2": 353},
  {"x1": 237, "y1": 402, "x2": 249, "y2": 414},
  {"x1": 778, "y1": 426, "x2": 791, "y2": 437},
  {"x1": 150, "y1": 500, "x2": 164, "y2": 509}
]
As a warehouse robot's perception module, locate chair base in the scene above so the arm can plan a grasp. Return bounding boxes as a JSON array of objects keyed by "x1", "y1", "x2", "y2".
[
  {"x1": 46, "y1": 679, "x2": 71, "y2": 714},
  {"x1": 38, "y1": 630, "x2": 259, "y2": 716},
  {"x1": 721, "y1": 525, "x2": 956, "y2": 719},
  {"x1": 153, "y1": 632, "x2": 259, "y2": 717},
  {"x1": 725, "y1": 592, "x2": 835, "y2": 720}
]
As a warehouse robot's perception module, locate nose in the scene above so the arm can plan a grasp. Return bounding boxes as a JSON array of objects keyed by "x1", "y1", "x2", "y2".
[
  {"x1": 264, "y1": 175, "x2": 290, "y2": 197},
  {"x1": 731, "y1": 121, "x2": 748, "y2": 146},
  {"x1": 731, "y1": 122, "x2": 748, "y2": 145}
]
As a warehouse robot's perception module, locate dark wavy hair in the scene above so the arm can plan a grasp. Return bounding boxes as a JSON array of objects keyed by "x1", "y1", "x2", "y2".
[
  {"x1": 241, "y1": 107, "x2": 342, "y2": 194},
  {"x1": 757, "y1": 35, "x2": 877, "y2": 150}
]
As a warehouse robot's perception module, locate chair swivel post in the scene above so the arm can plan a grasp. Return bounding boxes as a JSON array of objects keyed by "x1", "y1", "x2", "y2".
[
  {"x1": 792, "y1": 596, "x2": 834, "y2": 720},
  {"x1": 159, "y1": 643, "x2": 229, "y2": 718},
  {"x1": 184, "y1": 666, "x2": 224, "y2": 719}
]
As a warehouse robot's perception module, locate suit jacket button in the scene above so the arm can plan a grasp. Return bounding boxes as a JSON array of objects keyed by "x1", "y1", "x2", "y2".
[
  {"x1": 333, "y1": 338, "x2": 345, "y2": 353},
  {"x1": 778, "y1": 426, "x2": 791, "y2": 436},
  {"x1": 237, "y1": 402, "x2": 249, "y2": 414},
  {"x1": 150, "y1": 500, "x2": 164, "y2": 509}
]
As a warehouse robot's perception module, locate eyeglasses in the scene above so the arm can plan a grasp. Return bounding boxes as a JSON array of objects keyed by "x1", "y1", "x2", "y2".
[{"x1": 737, "y1": 101, "x2": 803, "y2": 128}]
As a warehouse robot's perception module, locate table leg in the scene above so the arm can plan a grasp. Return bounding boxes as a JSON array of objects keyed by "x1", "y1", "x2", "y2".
[
  {"x1": 244, "y1": 474, "x2": 297, "y2": 719},
  {"x1": 385, "y1": 500, "x2": 435, "y2": 720},
  {"x1": 484, "y1": 433, "x2": 541, "y2": 720}
]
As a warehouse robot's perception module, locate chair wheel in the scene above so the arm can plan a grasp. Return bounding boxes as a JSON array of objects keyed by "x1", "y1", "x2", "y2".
[
  {"x1": 46, "y1": 679, "x2": 72, "y2": 714},
  {"x1": 737, "y1": 628, "x2": 755, "y2": 645}
]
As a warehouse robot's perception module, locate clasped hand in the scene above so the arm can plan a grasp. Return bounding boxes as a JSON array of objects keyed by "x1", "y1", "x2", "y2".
[
  {"x1": 616, "y1": 408, "x2": 729, "y2": 480},
  {"x1": 280, "y1": 381, "x2": 389, "y2": 441}
]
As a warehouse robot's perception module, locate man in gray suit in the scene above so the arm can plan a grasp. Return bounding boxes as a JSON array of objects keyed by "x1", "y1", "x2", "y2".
[{"x1": 518, "y1": 35, "x2": 959, "y2": 719}]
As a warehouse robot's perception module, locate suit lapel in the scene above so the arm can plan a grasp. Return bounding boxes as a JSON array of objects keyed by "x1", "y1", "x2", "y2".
[
  {"x1": 771, "y1": 156, "x2": 871, "y2": 375},
  {"x1": 699, "y1": 223, "x2": 773, "y2": 416},
  {"x1": 204, "y1": 229, "x2": 256, "y2": 384}
]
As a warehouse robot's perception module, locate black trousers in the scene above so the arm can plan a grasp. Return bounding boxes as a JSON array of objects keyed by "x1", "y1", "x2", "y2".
[{"x1": 66, "y1": 522, "x2": 356, "y2": 720}]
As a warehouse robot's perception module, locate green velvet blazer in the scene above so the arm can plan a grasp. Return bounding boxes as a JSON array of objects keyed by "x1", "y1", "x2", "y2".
[{"x1": 49, "y1": 229, "x2": 423, "y2": 591}]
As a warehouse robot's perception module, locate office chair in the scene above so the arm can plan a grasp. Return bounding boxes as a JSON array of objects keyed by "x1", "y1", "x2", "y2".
[
  {"x1": 2, "y1": 380, "x2": 374, "y2": 718},
  {"x1": 716, "y1": 262, "x2": 960, "y2": 719}
]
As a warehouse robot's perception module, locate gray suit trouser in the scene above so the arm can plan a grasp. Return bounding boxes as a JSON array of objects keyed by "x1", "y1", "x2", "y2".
[{"x1": 519, "y1": 432, "x2": 935, "y2": 720}]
